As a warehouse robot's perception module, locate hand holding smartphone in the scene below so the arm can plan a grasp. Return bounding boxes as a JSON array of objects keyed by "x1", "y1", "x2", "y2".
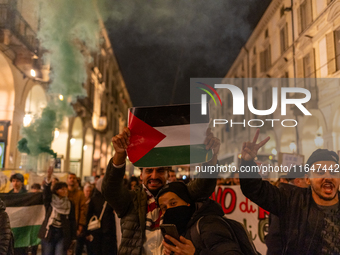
[{"x1": 160, "y1": 224, "x2": 180, "y2": 246}]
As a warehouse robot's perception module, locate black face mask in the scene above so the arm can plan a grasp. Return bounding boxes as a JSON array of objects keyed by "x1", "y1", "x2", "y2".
[{"x1": 163, "y1": 205, "x2": 195, "y2": 235}]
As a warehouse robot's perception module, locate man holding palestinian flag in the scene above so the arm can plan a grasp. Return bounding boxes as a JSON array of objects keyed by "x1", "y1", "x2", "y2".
[{"x1": 102, "y1": 104, "x2": 219, "y2": 255}]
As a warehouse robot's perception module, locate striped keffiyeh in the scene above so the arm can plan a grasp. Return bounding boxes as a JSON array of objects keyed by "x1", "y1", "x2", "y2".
[{"x1": 143, "y1": 185, "x2": 164, "y2": 255}]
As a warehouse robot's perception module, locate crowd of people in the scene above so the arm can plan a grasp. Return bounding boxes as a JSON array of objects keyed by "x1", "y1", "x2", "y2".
[
  {"x1": 1, "y1": 168, "x2": 118, "y2": 255},
  {"x1": 1, "y1": 127, "x2": 340, "y2": 255}
]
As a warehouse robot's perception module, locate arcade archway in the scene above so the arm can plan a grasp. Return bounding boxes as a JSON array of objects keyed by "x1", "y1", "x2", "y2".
[
  {"x1": 69, "y1": 117, "x2": 83, "y2": 177},
  {"x1": 82, "y1": 128, "x2": 94, "y2": 178}
]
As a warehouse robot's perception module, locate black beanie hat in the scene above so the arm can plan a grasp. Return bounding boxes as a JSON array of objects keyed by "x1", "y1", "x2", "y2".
[
  {"x1": 306, "y1": 149, "x2": 339, "y2": 167},
  {"x1": 156, "y1": 182, "x2": 193, "y2": 205}
]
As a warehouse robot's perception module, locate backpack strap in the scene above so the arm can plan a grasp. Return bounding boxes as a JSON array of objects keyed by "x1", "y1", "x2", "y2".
[{"x1": 190, "y1": 216, "x2": 205, "y2": 253}]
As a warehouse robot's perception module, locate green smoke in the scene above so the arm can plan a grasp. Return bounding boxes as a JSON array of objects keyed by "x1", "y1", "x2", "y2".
[
  {"x1": 18, "y1": 106, "x2": 57, "y2": 157},
  {"x1": 18, "y1": 0, "x2": 101, "y2": 160}
]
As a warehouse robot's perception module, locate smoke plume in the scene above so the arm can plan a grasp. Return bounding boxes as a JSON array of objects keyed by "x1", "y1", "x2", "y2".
[{"x1": 18, "y1": 0, "x2": 101, "y2": 159}]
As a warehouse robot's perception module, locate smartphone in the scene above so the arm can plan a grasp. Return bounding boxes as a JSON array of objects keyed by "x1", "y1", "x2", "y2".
[{"x1": 160, "y1": 224, "x2": 180, "y2": 245}]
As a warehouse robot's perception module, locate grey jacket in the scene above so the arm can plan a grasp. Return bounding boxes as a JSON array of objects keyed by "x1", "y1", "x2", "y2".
[{"x1": 102, "y1": 158, "x2": 216, "y2": 255}]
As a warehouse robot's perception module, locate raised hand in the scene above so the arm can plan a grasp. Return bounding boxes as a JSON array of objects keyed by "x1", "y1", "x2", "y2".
[
  {"x1": 204, "y1": 128, "x2": 221, "y2": 156},
  {"x1": 241, "y1": 129, "x2": 270, "y2": 161},
  {"x1": 112, "y1": 127, "x2": 130, "y2": 153},
  {"x1": 112, "y1": 127, "x2": 130, "y2": 165},
  {"x1": 47, "y1": 166, "x2": 54, "y2": 182}
]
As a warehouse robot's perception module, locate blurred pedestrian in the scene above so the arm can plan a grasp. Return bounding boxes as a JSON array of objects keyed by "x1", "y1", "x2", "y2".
[
  {"x1": 216, "y1": 178, "x2": 225, "y2": 186},
  {"x1": 86, "y1": 178, "x2": 117, "y2": 255},
  {"x1": 94, "y1": 176, "x2": 100, "y2": 186},
  {"x1": 232, "y1": 172, "x2": 240, "y2": 185},
  {"x1": 128, "y1": 176, "x2": 139, "y2": 191},
  {"x1": 76, "y1": 178, "x2": 82, "y2": 190},
  {"x1": 8, "y1": 174, "x2": 26, "y2": 194},
  {"x1": 168, "y1": 169, "x2": 177, "y2": 183},
  {"x1": 30, "y1": 183, "x2": 41, "y2": 193},
  {"x1": 67, "y1": 173, "x2": 87, "y2": 255},
  {"x1": 278, "y1": 175, "x2": 289, "y2": 184},
  {"x1": 39, "y1": 168, "x2": 76, "y2": 255},
  {"x1": 75, "y1": 183, "x2": 94, "y2": 254},
  {"x1": 83, "y1": 183, "x2": 94, "y2": 204},
  {"x1": 224, "y1": 178, "x2": 233, "y2": 186}
]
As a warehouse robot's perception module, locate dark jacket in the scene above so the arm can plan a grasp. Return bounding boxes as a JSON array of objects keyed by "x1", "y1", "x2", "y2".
[
  {"x1": 102, "y1": 158, "x2": 217, "y2": 255},
  {"x1": 184, "y1": 199, "x2": 244, "y2": 255},
  {"x1": 0, "y1": 199, "x2": 13, "y2": 255},
  {"x1": 265, "y1": 183, "x2": 292, "y2": 255},
  {"x1": 265, "y1": 214, "x2": 282, "y2": 255},
  {"x1": 86, "y1": 188, "x2": 117, "y2": 255},
  {"x1": 8, "y1": 187, "x2": 27, "y2": 194},
  {"x1": 38, "y1": 182, "x2": 77, "y2": 250},
  {"x1": 240, "y1": 159, "x2": 339, "y2": 255},
  {"x1": 86, "y1": 188, "x2": 116, "y2": 234}
]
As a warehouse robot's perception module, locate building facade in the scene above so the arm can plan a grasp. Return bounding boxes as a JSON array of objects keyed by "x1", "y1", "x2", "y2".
[
  {"x1": 214, "y1": 0, "x2": 340, "y2": 171},
  {"x1": 0, "y1": 0, "x2": 132, "y2": 180}
]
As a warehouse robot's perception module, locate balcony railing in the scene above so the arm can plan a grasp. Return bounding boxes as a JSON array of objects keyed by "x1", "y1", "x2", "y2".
[{"x1": 0, "y1": 3, "x2": 38, "y2": 52}]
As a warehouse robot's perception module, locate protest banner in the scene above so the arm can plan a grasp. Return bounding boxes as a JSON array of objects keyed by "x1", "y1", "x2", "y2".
[
  {"x1": 0, "y1": 192, "x2": 44, "y2": 248},
  {"x1": 211, "y1": 185, "x2": 269, "y2": 254},
  {"x1": 278, "y1": 153, "x2": 304, "y2": 169}
]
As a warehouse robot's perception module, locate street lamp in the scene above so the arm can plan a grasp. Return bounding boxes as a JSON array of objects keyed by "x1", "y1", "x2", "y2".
[
  {"x1": 23, "y1": 114, "x2": 32, "y2": 127},
  {"x1": 30, "y1": 69, "x2": 36, "y2": 77},
  {"x1": 271, "y1": 148, "x2": 277, "y2": 155},
  {"x1": 54, "y1": 128, "x2": 59, "y2": 139},
  {"x1": 289, "y1": 142, "x2": 297, "y2": 153},
  {"x1": 314, "y1": 134, "x2": 324, "y2": 148}
]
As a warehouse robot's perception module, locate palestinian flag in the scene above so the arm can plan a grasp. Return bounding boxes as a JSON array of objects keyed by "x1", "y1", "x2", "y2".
[
  {"x1": 127, "y1": 104, "x2": 212, "y2": 167},
  {"x1": 0, "y1": 193, "x2": 44, "y2": 248}
]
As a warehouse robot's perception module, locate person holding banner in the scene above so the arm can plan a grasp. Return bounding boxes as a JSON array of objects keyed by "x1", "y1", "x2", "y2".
[
  {"x1": 240, "y1": 129, "x2": 340, "y2": 255},
  {"x1": 102, "y1": 127, "x2": 219, "y2": 255},
  {"x1": 8, "y1": 173, "x2": 27, "y2": 194}
]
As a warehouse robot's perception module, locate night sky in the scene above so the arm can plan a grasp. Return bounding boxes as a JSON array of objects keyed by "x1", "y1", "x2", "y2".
[{"x1": 105, "y1": 0, "x2": 272, "y2": 107}]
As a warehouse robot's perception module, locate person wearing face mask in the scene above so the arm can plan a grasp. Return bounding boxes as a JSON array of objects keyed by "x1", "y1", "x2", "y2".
[
  {"x1": 38, "y1": 176, "x2": 77, "y2": 255},
  {"x1": 102, "y1": 127, "x2": 220, "y2": 255},
  {"x1": 156, "y1": 182, "x2": 246, "y2": 255}
]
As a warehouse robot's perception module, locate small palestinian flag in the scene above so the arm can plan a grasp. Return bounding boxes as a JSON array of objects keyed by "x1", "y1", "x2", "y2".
[
  {"x1": 0, "y1": 193, "x2": 44, "y2": 248},
  {"x1": 127, "y1": 104, "x2": 212, "y2": 167}
]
